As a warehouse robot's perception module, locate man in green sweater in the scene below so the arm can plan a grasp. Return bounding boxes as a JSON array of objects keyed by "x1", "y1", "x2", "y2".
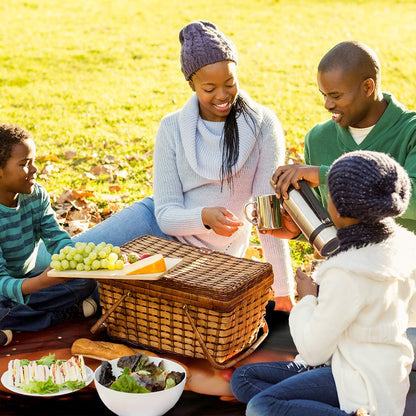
[
  {"x1": 267, "y1": 40, "x2": 416, "y2": 370},
  {"x1": 269, "y1": 40, "x2": 416, "y2": 237}
]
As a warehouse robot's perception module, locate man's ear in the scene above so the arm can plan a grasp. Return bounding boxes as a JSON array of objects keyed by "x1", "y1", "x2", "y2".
[
  {"x1": 189, "y1": 80, "x2": 195, "y2": 91},
  {"x1": 362, "y1": 78, "x2": 375, "y2": 97}
]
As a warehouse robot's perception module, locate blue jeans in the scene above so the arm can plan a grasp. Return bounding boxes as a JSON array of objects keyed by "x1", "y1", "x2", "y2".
[
  {"x1": 34, "y1": 196, "x2": 176, "y2": 273},
  {"x1": 0, "y1": 277, "x2": 97, "y2": 332},
  {"x1": 230, "y1": 361, "x2": 352, "y2": 416}
]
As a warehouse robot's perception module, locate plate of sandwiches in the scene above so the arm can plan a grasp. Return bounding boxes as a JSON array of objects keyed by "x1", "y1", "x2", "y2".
[{"x1": 1, "y1": 354, "x2": 93, "y2": 397}]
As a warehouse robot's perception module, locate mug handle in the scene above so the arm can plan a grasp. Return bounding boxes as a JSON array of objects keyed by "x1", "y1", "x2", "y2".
[{"x1": 244, "y1": 202, "x2": 258, "y2": 226}]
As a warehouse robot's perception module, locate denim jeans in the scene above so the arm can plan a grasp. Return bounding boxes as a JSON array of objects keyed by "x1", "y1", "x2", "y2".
[
  {"x1": 34, "y1": 196, "x2": 176, "y2": 273},
  {"x1": 0, "y1": 277, "x2": 97, "y2": 332},
  {"x1": 230, "y1": 361, "x2": 353, "y2": 416}
]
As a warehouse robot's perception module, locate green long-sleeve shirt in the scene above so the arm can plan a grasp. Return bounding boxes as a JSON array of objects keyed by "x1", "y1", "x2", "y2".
[
  {"x1": 0, "y1": 183, "x2": 73, "y2": 304},
  {"x1": 305, "y1": 92, "x2": 416, "y2": 233}
]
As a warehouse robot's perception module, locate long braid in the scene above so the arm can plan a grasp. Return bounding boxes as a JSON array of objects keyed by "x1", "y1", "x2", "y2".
[{"x1": 220, "y1": 95, "x2": 257, "y2": 190}]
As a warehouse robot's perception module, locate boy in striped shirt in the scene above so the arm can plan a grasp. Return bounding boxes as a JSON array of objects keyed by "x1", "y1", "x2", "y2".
[{"x1": 0, "y1": 124, "x2": 97, "y2": 346}]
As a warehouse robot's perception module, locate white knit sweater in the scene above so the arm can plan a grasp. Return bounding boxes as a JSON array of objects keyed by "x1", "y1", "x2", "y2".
[
  {"x1": 289, "y1": 225, "x2": 416, "y2": 415},
  {"x1": 153, "y1": 91, "x2": 293, "y2": 296}
]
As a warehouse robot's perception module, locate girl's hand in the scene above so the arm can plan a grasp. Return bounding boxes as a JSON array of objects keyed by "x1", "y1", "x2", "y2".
[
  {"x1": 202, "y1": 207, "x2": 244, "y2": 237},
  {"x1": 295, "y1": 267, "x2": 318, "y2": 300}
]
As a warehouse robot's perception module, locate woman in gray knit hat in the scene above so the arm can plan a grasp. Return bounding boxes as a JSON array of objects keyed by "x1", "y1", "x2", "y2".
[
  {"x1": 34, "y1": 21, "x2": 294, "y2": 311},
  {"x1": 231, "y1": 150, "x2": 416, "y2": 415}
]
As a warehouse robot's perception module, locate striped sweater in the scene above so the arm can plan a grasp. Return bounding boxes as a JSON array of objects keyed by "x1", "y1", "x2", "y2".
[{"x1": 0, "y1": 183, "x2": 73, "y2": 304}]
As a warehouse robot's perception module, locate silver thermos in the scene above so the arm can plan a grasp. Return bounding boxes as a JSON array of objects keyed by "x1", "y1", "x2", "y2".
[{"x1": 282, "y1": 180, "x2": 339, "y2": 257}]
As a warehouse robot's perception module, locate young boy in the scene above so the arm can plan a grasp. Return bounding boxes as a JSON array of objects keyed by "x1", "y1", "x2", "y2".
[
  {"x1": 0, "y1": 124, "x2": 97, "y2": 346},
  {"x1": 231, "y1": 151, "x2": 416, "y2": 415}
]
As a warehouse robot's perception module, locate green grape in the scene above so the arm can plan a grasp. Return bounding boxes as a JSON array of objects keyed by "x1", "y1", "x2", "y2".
[
  {"x1": 108, "y1": 252, "x2": 118, "y2": 263},
  {"x1": 61, "y1": 246, "x2": 71, "y2": 255},
  {"x1": 84, "y1": 257, "x2": 92, "y2": 265},
  {"x1": 61, "y1": 259, "x2": 70, "y2": 270},
  {"x1": 74, "y1": 253, "x2": 83, "y2": 263},
  {"x1": 100, "y1": 259, "x2": 109, "y2": 269},
  {"x1": 51, "y1": 254, "x2": 60, "y2": 261},
  {"x1": 112, "y1": 246, "x2": 121, "y2": 254},
  {"x1": 115, "y1": 259, "x2": 124, "y2": 270},
  {"x1": 69, "y1": 260, "x2": 77, "y2": 269},
  {"x1": 108, "y1": 261, "x2": 116, "y2": 270},
  {"x1": 66, "y1": 253, "x2": 73, "y2": 261},
  {"x1": 75, "y1": 242, "x2": 87, "y2": 252},
  {"x1": 89, "y1": 251, "x2": 98, "y2": 260},
  {"x1": 58, "y1": 253, "x2": 66, "y2": 261},
  {"x1": 76, "y1": 263, "x2": 85, "y2": 271},
  {"x1": 84, "y1": 264, "x2": 91, "y2": 271},
  {"x1": 98, "y1": 250, "x2": 107, "y2": 259},
  {"x1": 84, "y1": 246, "x2": 93, "y2": 255},
  {"x1": 50, "y1": 260, "x2": 62, "y2": 270},
  {"x1": 96, "y1": 242, "x2": 106, "y2": 250},
  {"x1": 91, "y1": 260, "x2": 101, "y2": 270}
]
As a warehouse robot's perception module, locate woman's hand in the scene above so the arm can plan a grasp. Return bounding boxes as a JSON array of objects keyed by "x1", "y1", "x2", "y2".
[
  {"x1": 294, "y1": 267, "x2": 318, "y2": 300},
  {"x1": 274, "y1": 295, "x2": 294, "y2": 312},
  {"x1": 202, "y1": 207, "x2": 244, "y2": 237}
]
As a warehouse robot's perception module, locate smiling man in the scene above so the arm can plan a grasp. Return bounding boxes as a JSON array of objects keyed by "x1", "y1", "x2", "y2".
[{"x1": 270, "y1": 41, "x2": 416, "y2": 235}]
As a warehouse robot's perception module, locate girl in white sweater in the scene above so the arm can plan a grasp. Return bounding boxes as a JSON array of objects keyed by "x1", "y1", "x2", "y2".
[{"x1": 231, "y1": 150, "x2": 416, "y2": 416}]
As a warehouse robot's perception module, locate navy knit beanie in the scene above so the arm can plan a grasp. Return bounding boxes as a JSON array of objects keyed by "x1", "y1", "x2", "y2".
[
  {"x1": 179, "y1": 21, "x2": 238, "y2": 81},
  {"x1": 327, "y1": 150, "x2": 410, "y2": 223}
]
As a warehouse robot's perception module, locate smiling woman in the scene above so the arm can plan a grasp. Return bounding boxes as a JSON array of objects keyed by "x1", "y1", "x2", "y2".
[{"x1": 41, "y1": 20, "x2": 296, "y2": 312}]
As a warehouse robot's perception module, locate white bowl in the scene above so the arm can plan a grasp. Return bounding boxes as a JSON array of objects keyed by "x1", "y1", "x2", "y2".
[{"x1": 94, "y1": 356, "x2": 186, "y2": 416}]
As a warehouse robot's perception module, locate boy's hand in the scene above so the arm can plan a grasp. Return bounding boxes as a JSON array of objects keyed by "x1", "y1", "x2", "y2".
[{"x1": 21, "y1": 267, "x2": 71, "y2": 295}]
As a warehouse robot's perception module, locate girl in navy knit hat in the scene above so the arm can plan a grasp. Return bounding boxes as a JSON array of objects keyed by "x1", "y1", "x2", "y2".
[
  {"x1": 35, "y1": 21, "x2": 294, "y2": 311},
  {"x1": 231, "y1": 150, "x2": 416, "y2": 416}
]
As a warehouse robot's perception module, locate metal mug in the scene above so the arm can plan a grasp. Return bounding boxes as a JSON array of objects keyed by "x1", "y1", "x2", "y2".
[{"x1": 244, "y1": 194, "x2": 281, "y2": 231}]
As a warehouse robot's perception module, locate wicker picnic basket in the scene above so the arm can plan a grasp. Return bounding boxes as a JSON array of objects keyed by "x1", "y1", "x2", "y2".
[{"x1": 92, "y1": 234, "x2": 274, "y2": 369}]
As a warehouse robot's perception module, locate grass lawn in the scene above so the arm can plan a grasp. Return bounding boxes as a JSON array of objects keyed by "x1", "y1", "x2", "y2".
[{"x1": 1, "y1": 0, "x2": 416, "y2": 265}]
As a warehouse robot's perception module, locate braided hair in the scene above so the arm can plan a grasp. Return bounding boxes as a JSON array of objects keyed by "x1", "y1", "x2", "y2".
[{"x1": 220, "y1": 94, "x2": 257, "y2": 190}]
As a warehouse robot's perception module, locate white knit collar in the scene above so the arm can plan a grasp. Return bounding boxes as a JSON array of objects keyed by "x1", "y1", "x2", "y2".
[{"x1": 178, "y1": 91, "x2": 262, "y2": 180}]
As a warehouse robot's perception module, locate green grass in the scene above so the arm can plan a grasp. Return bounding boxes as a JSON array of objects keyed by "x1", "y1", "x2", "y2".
[{"x1": 1, "y1": 0, "x2": 416, "y2": 264}]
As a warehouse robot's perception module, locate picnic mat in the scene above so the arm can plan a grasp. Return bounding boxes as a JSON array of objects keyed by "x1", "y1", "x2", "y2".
[{"x1": 1, "y1": 309, "x2": 415, "y2": 416}]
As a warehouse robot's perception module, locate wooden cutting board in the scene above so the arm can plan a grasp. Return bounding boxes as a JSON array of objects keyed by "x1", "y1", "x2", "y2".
[{"x1": 47, "y1": 258, "x2": 182, "y2": 280}]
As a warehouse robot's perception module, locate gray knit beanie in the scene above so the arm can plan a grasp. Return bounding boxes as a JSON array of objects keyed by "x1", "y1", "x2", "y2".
[
  {"x1": 179, "y1": 21, "x2": 238, "y2": 81},
  {"x1": 327, "y1": 150, "x2": 410, "y2": 223}
]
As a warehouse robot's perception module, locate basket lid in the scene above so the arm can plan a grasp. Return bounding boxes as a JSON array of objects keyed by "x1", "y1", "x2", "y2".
[{"x1": 120, "y1": 235, "x2": 273, "y2": 302}]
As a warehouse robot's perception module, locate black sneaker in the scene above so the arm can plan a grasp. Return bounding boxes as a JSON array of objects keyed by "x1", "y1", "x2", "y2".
[{"x1": 0, "y1": 329, "x2": 12, "y2": 346}]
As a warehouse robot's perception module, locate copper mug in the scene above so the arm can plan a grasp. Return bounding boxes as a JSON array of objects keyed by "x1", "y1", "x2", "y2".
[{"x1": 244, "y1": 194, "x2": 281, "y2": 231}]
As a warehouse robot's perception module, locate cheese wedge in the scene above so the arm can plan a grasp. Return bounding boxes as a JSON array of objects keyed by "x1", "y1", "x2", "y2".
[{"x1": 123, "y1": 254, "x2": 167, "y2": 275}]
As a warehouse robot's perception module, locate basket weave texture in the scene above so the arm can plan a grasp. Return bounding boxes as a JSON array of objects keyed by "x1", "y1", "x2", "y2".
[{"x1": 97, "y1": 235, "x2": 274, "y2": 365}]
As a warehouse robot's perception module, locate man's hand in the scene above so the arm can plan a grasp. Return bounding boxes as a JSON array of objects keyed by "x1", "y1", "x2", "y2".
[
  {"x1": 271, "y1": 164, "x2": 320, "y2": 200},
  {"x1": 259, "y1": 208, "x2": 301, "y2": 240}
]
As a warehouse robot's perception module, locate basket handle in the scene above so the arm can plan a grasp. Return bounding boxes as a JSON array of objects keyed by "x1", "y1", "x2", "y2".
[
  {"x1": 182, "y1": 304, "x2": 269, "y2": 370},
  {"x1": 90, "y1": 291, "x2": 131, "y2": 334}
]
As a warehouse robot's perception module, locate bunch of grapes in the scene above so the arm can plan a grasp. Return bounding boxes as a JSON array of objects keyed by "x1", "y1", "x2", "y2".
[{"x1": 50, "y1": 242, "x2": 124, "y2": 272}]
